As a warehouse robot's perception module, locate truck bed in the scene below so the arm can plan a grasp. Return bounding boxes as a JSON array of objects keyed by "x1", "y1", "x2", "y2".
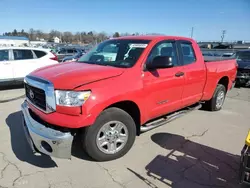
[
  {"x1": 204, "y1": 56, "x2": 235, "y2": 62},
  {"x1": 201, "y1": 58, "x2": 237, "y2": 101}
]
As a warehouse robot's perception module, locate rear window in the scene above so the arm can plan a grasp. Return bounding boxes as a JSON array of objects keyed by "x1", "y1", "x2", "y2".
[
  {"x1": 180, "y1": 43, "x2": 196, "y2": 65},
  {"x1": 33, "y1": 50, "x2": 47, "y2": 58}
]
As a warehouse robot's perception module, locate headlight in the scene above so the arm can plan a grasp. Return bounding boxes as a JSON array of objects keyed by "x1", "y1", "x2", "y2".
[{"x1": 55, "y1": 90, "x2": 91, "y2": 106}]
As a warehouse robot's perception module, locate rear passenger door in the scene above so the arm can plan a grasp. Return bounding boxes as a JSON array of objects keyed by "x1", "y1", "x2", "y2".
[
  {"x1": 176, "y1": 40, "x2": 206, "y2": 107},
  {"x1": 0, "y1": 49, "x2": 13, "y2": 81},
  {"x1": 11, "y1": 49, "x2": 37, "y2": 80}
]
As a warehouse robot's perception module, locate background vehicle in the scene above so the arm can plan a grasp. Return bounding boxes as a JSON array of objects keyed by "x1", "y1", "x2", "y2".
[
  {"x1": 202, "y1": 51, "x2": 227, "y2": 61},
  {"x1": 233, "y1": 50, "x2": 250, "y2": 86},
  {"x1": 0, "y1": 47, "x2": 58, "y2": 85},
  {"x1": 221, "y1": 52, "x2": 234, "y2": 57},
  {"x1": 61, "y1": 51, "x2": 86, "y2": 63},
  {"x1": 21, "y1": 36, "x2": 237, "y2": 162},
  {"x1": 202, "y1": 51, "x2": 235, "y2": 61},
  {"x1": 55, "y1": 47, "x2": 83, "y2": 61}
]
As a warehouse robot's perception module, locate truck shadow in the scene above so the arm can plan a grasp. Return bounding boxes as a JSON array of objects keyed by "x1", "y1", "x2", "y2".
[
  {"x1": 5, "y1": 111, "x2": 57, "y2": 168},
  {"x1": 71, "y1": 134, "x2": 95, "y2": 161},
  {"x1": 128, "y1": 132, "x2": 241, "y2": 188},
  {"x1": 6, "y1": 111, "x2": 94, "y2": 167}
]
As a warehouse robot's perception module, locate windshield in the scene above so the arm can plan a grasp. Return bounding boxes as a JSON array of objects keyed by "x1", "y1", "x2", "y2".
[
  {"x1": 78, "y1": 39, "x2": 151, "y2": 68},
  {"x1": 236, "y1": 51, "x2": 250, "y2": 60}
]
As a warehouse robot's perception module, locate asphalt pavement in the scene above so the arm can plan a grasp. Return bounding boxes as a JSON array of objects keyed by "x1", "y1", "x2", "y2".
[{"x1": 0, "y1": 86, "x2": 249, "y2": 188}]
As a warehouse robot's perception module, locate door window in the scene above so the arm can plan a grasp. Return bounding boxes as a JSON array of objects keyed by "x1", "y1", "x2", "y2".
[
  {"x1": 73, "y1": 49, "x2": 78, "y2": 53},
  {"x1": 146, "y1": 41, "x2": 178, "y2": 66},
  {"x1": 0, "y1": 50, "x2": 9, "y2": 61},
  {"x1": 13, "y1": 50, "x2": 34, "y2": 60},
  {"x1": 67, "y1": 49, "x2": 74, "y2": 54},
  {"x1": 58, "y1": 49, "x2": 66, "y2": 54},
  {"x1": 179, "y1": 43, "x2": 196, "y2": 65}
]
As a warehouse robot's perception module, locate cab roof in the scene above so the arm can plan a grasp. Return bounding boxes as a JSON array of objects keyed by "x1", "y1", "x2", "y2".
[{"x1": 115, "y1": 35, "x2": 194, "y2": 42}]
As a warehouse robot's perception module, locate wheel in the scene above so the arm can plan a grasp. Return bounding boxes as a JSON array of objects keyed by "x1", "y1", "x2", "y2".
[
  {"x1": 203, "y1": 84, "x2": 226, "y2": 111},
  {"x1": 82, "y1": 107, "x2": 136, "y2": 161}
]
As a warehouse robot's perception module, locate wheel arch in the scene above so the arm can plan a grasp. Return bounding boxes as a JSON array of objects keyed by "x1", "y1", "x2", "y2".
[
  {"x1": 105, "y1": 100, "x2": 141, "y2": 136},
  {"x1": 217, "y1": 76, "x2": 229, "y2": 91}
]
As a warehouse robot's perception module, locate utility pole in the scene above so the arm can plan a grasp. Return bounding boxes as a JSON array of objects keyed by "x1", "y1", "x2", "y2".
[
  {"x1": 191, "y1": 27, "x2": 194, "y2": 38},
  {"x1": 60, "y1": 32, "x2": 62, "y2": 43},
  {"x1": 221, "y1": 30, "x2": 226, "y2": 43}
]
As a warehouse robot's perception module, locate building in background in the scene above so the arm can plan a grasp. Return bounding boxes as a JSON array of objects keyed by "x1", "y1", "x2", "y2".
[
  {"x1": 53, "y1": 37, "x2": 61, "y2": 44},
  {"x1": 0, "y1": 36, "x2": 29, "y2": 46}
]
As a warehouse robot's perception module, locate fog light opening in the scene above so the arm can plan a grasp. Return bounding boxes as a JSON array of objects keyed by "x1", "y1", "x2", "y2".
[{"x1": 41, "y1": 141, "x2": 53, "y2": 153}]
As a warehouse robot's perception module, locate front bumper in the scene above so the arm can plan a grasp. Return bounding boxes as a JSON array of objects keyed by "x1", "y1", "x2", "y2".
[{"x1": 21, "y1": 101, "x2": 74, "y2": 159}]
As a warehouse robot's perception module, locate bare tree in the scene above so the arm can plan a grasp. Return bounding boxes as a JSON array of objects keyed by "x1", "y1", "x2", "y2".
[
  {"x1": 3, "y1": 28, "x2": 112, "y2": 44},
  {"x1": 29, "y1": 28, "x2": 35, "y2": 40},
  {"x1": 62, "y1": 31, "x2": 73, "y2": 43},
  {"x1": 97, "y1": 32, "x2": 108, "y2": 42},
  {"x1": 36, "y1": 30, "x2": 44, "y2": 40},
  {"x1": 120, "y1": 32, "x2": 131, "y2": 36},
  {"x1": 113, "y1": 32, "x2": 120, "y2": 38}
]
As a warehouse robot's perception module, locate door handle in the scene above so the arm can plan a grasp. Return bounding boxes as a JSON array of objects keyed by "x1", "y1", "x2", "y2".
[
  {"x1": 175, "y1": 72, "x2": 184, "y2": 77},
  {"x1": 3, "y1": 62, "x2": 10, "y2": 65}
]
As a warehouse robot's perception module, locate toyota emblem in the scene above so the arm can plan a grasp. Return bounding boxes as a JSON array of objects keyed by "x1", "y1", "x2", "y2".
[{"x1": 29, "y1": 90, "x2": 34, "y2": 99}]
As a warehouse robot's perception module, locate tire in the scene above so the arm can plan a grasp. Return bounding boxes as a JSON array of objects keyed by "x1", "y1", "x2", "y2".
[
  {"x1": 82, "y1": 107, "x2": 136, "y2": 161},
  {"x1": 203, "y1": 84, "x2": 226, "y2": 111},
  {"x1": 235, "y1": 79, "x2": 244, "y2": 88}
]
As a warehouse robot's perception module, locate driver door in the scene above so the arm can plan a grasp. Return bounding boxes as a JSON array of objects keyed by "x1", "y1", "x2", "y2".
[{"x1": 142, "y1": 40, "x2": 185, "y2": 120}]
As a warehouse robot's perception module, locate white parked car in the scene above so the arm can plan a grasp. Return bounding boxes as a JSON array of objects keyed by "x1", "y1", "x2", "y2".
[{"x1": 0, "y1": 47, "x2": 59, "y2": 85}]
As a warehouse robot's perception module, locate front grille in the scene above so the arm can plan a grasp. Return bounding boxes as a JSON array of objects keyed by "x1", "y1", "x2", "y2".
[
  {"x1": 237, "y1": 69, "x2": 250, "y2": 77},
  {"x1": 25, "y1": 83, "x2": 46, "y2": 111}
]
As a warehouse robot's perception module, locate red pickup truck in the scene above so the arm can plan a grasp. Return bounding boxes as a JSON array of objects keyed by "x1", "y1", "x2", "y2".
[{"x1": 21, "y1": 36, "x2": 237, "y2": 161}]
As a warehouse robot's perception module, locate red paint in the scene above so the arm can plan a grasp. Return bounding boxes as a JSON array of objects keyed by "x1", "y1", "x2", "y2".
[{"x1": 29, "y1": 36, "x2": 237, "y2": 129}]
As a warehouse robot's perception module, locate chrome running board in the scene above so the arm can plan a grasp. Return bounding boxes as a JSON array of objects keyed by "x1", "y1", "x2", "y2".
[{"x1": 140, "y1": 103, "x2": 202, "y2": 133}]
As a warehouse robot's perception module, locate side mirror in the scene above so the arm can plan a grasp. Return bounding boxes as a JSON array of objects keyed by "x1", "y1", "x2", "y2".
[{"x1": 146, "y1": 56, "x2": 174, "y2": 70}]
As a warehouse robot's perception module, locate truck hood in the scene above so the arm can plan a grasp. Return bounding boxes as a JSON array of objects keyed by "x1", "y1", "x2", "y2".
[
  {"x1": 30, "y1": 62, "x2": 124, "y2": 89},
  {"x1": 237, "y1": 60, "x2": 250, "y2": 69}
]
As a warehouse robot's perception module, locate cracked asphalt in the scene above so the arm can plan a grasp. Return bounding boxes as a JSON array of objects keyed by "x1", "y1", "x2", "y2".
[{"x1": 0, "y1": 86, "x2": 249, "y2": 188}]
